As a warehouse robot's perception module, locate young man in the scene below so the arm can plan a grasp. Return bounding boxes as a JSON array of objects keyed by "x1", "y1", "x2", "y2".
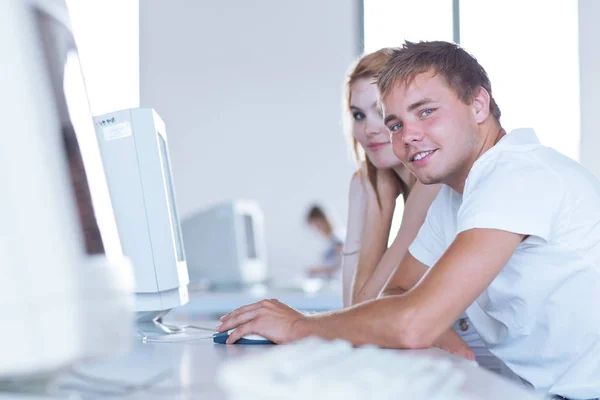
[{"x1": 217, "y1": 41, "x2": 600, "y2": 399}]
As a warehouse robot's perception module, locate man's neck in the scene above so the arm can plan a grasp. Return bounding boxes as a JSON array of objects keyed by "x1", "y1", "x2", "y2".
[{"x1": 447, "y1": 121, "x2": 505, "y2": 194}]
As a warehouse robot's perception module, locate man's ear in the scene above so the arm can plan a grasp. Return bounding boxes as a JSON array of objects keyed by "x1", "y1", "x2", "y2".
[{"x1": 472, "y1": 87, "x2": 491, "y2": 123}]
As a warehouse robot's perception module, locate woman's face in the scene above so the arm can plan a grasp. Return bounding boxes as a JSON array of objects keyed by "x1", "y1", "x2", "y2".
[{"x1": 350, "y1": 77, "x2": 401, "y2": 169}]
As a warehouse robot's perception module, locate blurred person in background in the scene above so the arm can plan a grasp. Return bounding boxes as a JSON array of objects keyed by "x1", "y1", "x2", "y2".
[{"x1": 305, "y1": 204, "x2": 343, "y2": 279}]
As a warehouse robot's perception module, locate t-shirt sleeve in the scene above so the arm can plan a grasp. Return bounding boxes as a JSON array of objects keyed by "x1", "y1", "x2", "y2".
[
  {"x1": 408, "y1": 187, "x2": 449, "y2": 267},
  {"x1": 457, "y1": 153, "x2": 563, "y2": 243}
]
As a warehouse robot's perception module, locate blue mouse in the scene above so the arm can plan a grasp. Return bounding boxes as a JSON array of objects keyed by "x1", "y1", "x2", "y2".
[{"x1": 213, "y1": 329, "x2": 274, "y2": 345}]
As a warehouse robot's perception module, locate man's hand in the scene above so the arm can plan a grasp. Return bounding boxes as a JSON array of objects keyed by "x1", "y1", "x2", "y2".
[
  {"x1": 433, "y1": 329, "x2": 475, "y2": 361},
  {"x1": 217, "y1": 299, "x2": 309, "y2": 344}
]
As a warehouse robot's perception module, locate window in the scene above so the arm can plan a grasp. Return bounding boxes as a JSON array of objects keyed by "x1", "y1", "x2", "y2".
[
  {"x1": 65, "y1": 0, "x2": 139, "y2": 116},
  {"x1": 363, "y1": 0, "x2": 454, "y2": 245},
  {"x1": 364, "y1": 0, "x2": 453, "y2": 53},
  {"x1": 363, "y1": 1, "x2": 580, "y2": 245},
  {"x1": 460, "y1": 0, "x2": 580, "y2": 161}
]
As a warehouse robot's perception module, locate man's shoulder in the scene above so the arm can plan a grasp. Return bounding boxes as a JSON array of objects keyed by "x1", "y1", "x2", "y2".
[
  {"x1": 467, "y1": 146, "x2": 561, "y2": 192},
  {"x1": 477, "y1": 143, "x2": 546, "y2": 169},
  {"x1": 472, "y1": 129, "x2": 574, "y2": 179}
]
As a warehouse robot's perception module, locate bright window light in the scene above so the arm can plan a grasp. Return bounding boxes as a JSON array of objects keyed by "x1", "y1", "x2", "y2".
[
  {"x1": 460, "y1": 0, "x2": 580, "y2": 161},
  {"x1": 65, "y1": 0, "x2": 139, "y2": 116},
  {"x1": 363, "y1": 0, "x2": 453, "y2": 245},
  {"x1": 364, "y1": 0, "x2": 453, "y2": 53}
]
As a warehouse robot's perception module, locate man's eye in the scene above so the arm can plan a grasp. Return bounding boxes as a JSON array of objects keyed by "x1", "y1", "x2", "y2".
[
  {"x1": 352, "y1": 112, "x2": 365, "y2": 121},
  {"x1": 421, "y1": 109, "x2": 433, "y2": 117}
]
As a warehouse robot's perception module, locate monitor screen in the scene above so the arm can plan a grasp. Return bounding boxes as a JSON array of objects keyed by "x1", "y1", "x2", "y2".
[{"x1": 35, "y1": 8, "x2": 121, "y2": 258}]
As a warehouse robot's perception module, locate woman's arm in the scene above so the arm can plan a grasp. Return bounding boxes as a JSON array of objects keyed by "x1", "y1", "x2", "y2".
[
  {"x1": 341, "y1": 172, "x2": 368, "y2": 307},
  {"x1": 352, "y1": 181, "x2": 441, "y2": 304},
  {"x1": 350, "y1": 169, "x2": 397, "y2": 305}
]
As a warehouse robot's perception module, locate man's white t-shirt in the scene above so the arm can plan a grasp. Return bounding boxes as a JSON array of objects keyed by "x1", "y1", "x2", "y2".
[{"x1": 409, "y1": 128, "x2": 600, "y2": 398}]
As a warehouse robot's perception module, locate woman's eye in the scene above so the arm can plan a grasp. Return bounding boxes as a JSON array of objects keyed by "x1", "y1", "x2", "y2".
[
  {"x1": 390, "y1": 122, "x2": 402, "y2": 132},
  {"x1": 352, "y1": 112, "x2": 365, "y2": 121},
  {"x1": 421, "y1": 109, "x2": 433, "y2": 117}
]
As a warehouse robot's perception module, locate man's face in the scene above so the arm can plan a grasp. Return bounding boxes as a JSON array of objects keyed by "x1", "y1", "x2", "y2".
[{"x1": 382, "y1": 71, "x2": 480, "y2": 187}]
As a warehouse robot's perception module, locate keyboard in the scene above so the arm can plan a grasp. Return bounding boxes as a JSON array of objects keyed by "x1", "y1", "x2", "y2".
[{"x1": 218, "y1": 336, "x2": 476, "y2": 400}]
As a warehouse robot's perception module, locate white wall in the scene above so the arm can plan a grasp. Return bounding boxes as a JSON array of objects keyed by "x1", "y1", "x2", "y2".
[
  {"x1": 140, "y1": 0, "x2": 360, "y2": 283},
  {"x1": 579, "y1": 0, "x2": 600, "y2": 178}
]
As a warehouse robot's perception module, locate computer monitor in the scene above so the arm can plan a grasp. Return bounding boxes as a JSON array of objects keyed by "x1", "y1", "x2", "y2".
[
  {"x1": 182, "y1": 200, "x2": 269, "y2": 289},
  {"x1": 0, "y1": 0, "x2": 133, "y2": 392},
  {"x1": 93, "y1": 108, "x2": 190, "y2": 334}
]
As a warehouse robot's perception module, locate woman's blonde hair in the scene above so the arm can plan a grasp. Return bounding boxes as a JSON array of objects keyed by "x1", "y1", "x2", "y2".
[{"x1": 343, "y1": 48, "x2": 397, "y2": 208}]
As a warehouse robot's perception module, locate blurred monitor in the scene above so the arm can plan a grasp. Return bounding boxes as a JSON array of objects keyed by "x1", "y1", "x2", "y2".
[
  {"x1": 93, "y1": 108, "x2": 189, "y2": 334},
  {"x1": 0, "y1": 0, "x2": 133, "y2": 393},
  {"x1": 182, "y1": 200, "x2": 268, "y2": 289}
]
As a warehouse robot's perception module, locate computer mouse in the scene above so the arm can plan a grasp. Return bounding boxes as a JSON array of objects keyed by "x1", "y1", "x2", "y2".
[{"x1": 213, "y1": 329, "x2": 274, "y2": 345}]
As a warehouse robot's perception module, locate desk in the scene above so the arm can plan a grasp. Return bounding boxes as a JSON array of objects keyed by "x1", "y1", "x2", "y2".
[
  {"x1": 173, "y1": 287, "x2": 343, "y2": 319},
  {"x1": 51, "y1": 319, "x2": 544, "y2": 400}
]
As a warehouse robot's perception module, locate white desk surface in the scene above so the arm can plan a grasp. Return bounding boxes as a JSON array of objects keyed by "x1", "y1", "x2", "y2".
[
  {"x1": 174, "y1": 286, "x2": 343, "y2": 318},
  {"x1": 53, "y1": 319, "x2": 544, "y2": 400}
]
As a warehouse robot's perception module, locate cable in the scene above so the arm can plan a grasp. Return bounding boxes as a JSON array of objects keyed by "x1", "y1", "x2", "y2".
[
  {"x1": 181, "y1": 324, "x2": 217, "y2": 332},
  {"x1": 161, "y1": 323, "x2": 216, "y2": 332},
  {"x1": 137, "y1": 329, "x2": 215, "y2": 343}
]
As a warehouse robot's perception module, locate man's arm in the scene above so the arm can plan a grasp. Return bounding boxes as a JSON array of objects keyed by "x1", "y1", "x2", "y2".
[
  {"x1": 379, "y1": 253, "x2": 474, "y2": 360},
  {"x1": 218, "y1": 228, "x2": 524, "y2": 347}
]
